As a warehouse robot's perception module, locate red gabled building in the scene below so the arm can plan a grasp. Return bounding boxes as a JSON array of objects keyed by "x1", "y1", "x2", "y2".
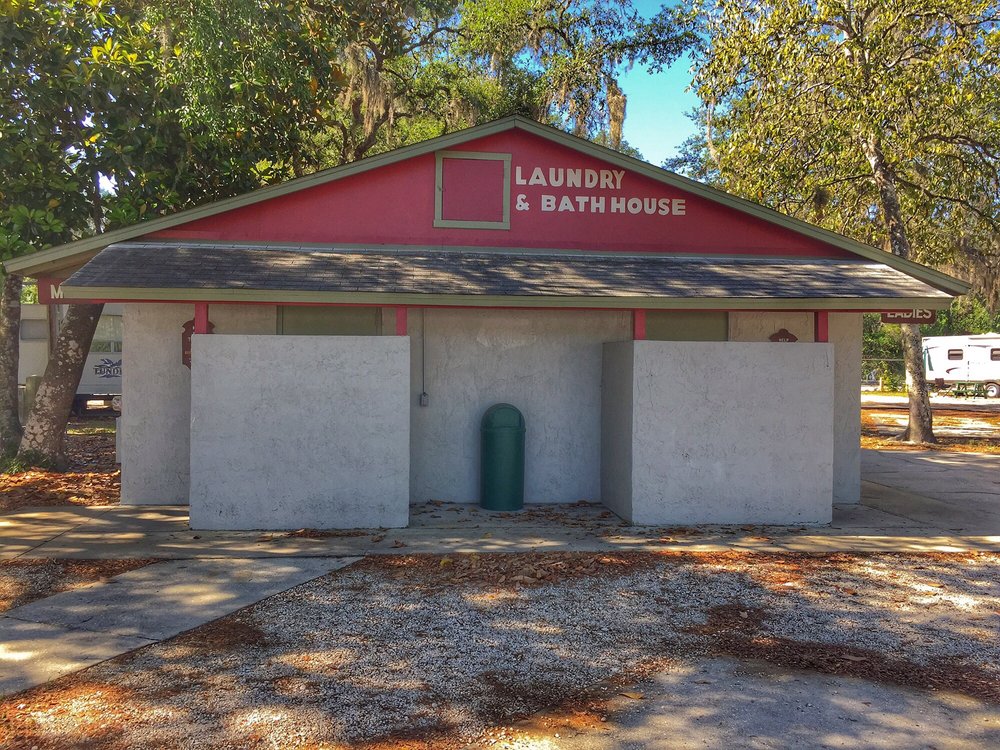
[{"x1": 7, "y1": 117, "x2": 965, "y2": 529}]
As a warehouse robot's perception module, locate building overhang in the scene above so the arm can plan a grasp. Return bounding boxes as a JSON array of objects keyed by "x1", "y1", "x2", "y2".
[{"x1": 55, "y1": 241, "x2": 956, "y2": 311}]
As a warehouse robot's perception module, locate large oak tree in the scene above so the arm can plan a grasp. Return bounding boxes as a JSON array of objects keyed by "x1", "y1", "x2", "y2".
[
  {"x1": 2, "y1": 0, "x2": 686, "y2": 464},
  {"x1": 664, "y1": 0, "x2": 1000, "y2": 443}
]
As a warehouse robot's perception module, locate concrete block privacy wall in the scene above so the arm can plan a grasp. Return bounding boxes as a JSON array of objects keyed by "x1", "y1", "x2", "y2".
[
  {"x1": 729, "y1": 311, "x2": 861, "y2": 504},
  {"x1": 120, "y1": 304, "x2": 277, "y2": 504},
  {"x1": 602, "y1": 341, "x2": 834, "y2": 525},
  {"x1": 408, "y1": 308, "x2": 631, "y2": 504},
  {"x1": 189, "y1": 335, "x2": 410, "y2": 530},
  {"x1": 121, "y1": 304, "x2": 860, "y2": 521}
]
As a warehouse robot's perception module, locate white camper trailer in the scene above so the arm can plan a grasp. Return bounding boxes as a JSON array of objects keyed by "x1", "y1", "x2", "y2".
[
  {"x1": 18, "y1": 303, "x2": 123, "y2": 413},
  {"x1": 923, "y1": 334, "x2": 1000, "y2": 398}
]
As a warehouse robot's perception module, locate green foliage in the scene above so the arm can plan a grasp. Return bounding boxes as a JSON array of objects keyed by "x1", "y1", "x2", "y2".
[
  {"x1": 459, "y1": 0, "x2": 637, "y2": 143},
  {"x1": 1, "y1": 448, "x2": 55, "y2": 472},
  {"x1": 1, "y1": 0, "x2": 687, "y2": 267},
  {"x1": 0, "y1": 0, "x2": 241, "y2": 259},
  {"x1": 0, "y1": 0, "x2": 689, "y2": 460},
  {"x1": 922, "y1": 296, "x2": 1000, "y2": 336},
  {"x1": 666, "y1": 0, "x2": 1000, "y2": 299},
  {"x1": 863, "y1": 314, "x2": 905, "y2": 389},
  {"x1": 1, "y1": 0, "x2": 99, "y2": 258},
  {"x1": 66, "y1": 419, "x2": 115, "y2": 436},
  {"x1": 591, "y1": 133, "x2": 644, "y2": 160}
]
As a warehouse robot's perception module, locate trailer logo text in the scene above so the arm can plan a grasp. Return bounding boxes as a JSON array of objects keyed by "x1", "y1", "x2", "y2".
[{"x1": 94, "y1": 359, "x2": 122, "y2": 378}]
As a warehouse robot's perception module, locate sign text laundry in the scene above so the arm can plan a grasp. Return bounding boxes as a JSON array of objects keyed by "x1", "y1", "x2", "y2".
[{"x1": 514, "y1": 165, "x2": 686, "y2": 216}]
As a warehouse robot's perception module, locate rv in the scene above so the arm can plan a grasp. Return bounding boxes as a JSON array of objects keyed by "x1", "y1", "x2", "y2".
[
  {"x1": 19, "y1": 303, "x2": 123, "y2": 414},
  {"x1": 923, "y1": 334, "x2": 1000, "y2": 398}
]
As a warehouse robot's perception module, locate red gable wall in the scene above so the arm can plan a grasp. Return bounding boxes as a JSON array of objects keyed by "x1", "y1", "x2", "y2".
[{"x1": 152, "y1": 129, "x2": 854, "y2": 259}]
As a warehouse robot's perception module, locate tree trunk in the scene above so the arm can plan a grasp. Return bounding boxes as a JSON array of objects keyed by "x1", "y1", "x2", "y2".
[
  {"x1": 862, "y1": 135, "x2": 935, "y2": 443},
  {"x1": 17, "y1": 303, "x2": 103, "y2": 468},
  {"x1": 0, "y1": 271, "x2": 22, "y2": 453},
  {"x1": 899, "y1": 323, "x2": 935, "y2": 442}
]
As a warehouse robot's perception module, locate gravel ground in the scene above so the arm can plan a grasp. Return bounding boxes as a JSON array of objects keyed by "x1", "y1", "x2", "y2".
[
  {"x1": 1, "y1": 551, "x2": 998, "y2": 749},
  {"x1": 0, "y1": 559, "x2": 154, "y2": 613}
]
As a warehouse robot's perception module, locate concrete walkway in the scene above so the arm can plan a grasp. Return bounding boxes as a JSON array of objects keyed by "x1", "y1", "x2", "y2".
[
  {"x1": 539, "y1": 657, "x2": 1000, "y2": 749},
  {"x1": 0, "y1": 557, "x2": 356, "y2": 696},
  {"x1": 2, "y1": 449, "x2": 999, "y2": 558},
  {"x1": 861, "y1": 449, "x2": 1000, "y2": 533}
]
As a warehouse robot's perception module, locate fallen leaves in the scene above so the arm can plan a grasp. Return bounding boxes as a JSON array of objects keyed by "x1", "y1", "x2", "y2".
[
  {"x1": 0, "y1": 558, "x2": 155, "y2": 613},
  {"x1": 172, "y1": 616, "x2": 273, "y2": 653},
  {"x1": 861, "y1": 404, "x2": 1000, "y2": 454},
  {"x1": 1, "y1": 418, "x2": 119, "y2": 511},
  {"x1": 0, "y1": 468, "x2": 120, "y2": 511},
  {"x1": 2, "y1": 551, "x2": 999, "y2": 750},
  {"x1": 283, "y1": 529, "x2": 369, "y2": 539},
  {"x1": 362, "y1": 552, "x2": 659, "y2": 589}
]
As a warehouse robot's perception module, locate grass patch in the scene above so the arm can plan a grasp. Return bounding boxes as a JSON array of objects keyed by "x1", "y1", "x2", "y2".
[
  {"x1": 1, "y1": 450, "x2": 57, "y2": 474},
  {"x1": 67, "y1": 420, "x2": 115, "y2": 436}
]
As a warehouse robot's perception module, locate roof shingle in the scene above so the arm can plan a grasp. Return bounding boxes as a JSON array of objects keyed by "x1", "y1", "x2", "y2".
[{"x1": 62, "y1": 241, "x2": 952, "y2": 302}]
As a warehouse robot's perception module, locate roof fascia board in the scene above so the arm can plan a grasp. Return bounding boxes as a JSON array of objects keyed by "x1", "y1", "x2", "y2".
[
  {"x1": 9, "y1": 251, "x2": 101, "y2": 277},
  {"x1": 58, "y1": 284, "x2": 955, "y2": 311}
]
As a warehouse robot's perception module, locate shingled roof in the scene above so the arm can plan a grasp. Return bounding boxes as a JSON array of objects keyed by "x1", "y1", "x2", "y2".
[{"x1": 59, "y1": 241, "x2": 953, "y2": 309}]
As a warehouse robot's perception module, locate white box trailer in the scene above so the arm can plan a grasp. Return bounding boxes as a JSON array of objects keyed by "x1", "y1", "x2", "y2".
[
  {"x1": 923, "y1": 334, "x2": 1000, "y2": 398},
  {"x1": 18, "y1": 303, "x2": 123, "y2": 413}
]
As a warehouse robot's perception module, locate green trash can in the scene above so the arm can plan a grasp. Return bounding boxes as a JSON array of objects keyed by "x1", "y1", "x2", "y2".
[{"x1": 480, "y1": 403, "x2": 525, "y2": 511}]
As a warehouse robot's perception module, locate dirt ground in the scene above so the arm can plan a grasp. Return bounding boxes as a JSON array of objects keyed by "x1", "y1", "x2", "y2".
[
  {"x1": 1, "y1": 551, "x2": 997, "y2": 750},
  {"x1": 0, "y1": 416, "x2": 119, "y2": 511},
  {"x1": 861, "y1": 402, "x2": 1000, "y2": 453},
  {"x1": 0, "y1": 558, "x2": 155, "y2": 613}
]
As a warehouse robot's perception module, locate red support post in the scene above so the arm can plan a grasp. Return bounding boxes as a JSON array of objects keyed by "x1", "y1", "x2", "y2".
[
  {"x1": 814, "y1": 311, "x2": 829, "y2": 343},
  {"x1": 194, "y1": 303, "x2": 210, "y2": 334},
  {"x1": 395, "y1": 306, "x2": 408, "y2": 336},
  {"x1": 633, "y1": 309, "x2": 647, "y2": 341}
]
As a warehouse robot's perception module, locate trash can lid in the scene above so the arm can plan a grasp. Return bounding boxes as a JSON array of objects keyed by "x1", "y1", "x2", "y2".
[{"x1": 481, "y1": 403, "x2": 525, "y2": 430}]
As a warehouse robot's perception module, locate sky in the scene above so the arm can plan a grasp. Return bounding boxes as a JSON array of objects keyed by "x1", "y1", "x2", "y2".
[{"x1": 618, "y1": 0, "x2": 700, "y2": 166}]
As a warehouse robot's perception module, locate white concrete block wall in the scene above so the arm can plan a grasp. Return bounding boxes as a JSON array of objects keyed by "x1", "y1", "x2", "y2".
[
  {"x1": 603, "y1": 341, "x2": 834, "y2": 525},
  {"x1": 729, "y1": 311, "x2": 862, "y2": 505},
  {"x1": 189, "y1": 335, "x2": 410, "y2": 530},
  {"x1": 121, "y1": 303, "x2": 861, "y2": 518},
  {"x1": 120, "y1": 303, "x2": 276, "y2": 504},
  {"x1": 121, "y1": 303, "x2": 192, "y2": 504},
  {"x1": 409, "y1": 308, "x2": 631, "y2": 504}
]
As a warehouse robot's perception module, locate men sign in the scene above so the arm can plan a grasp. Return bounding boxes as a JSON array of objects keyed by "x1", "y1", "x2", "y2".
[{"x1": 880, "y1": 309, "x2": 937, "y2": 324}]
